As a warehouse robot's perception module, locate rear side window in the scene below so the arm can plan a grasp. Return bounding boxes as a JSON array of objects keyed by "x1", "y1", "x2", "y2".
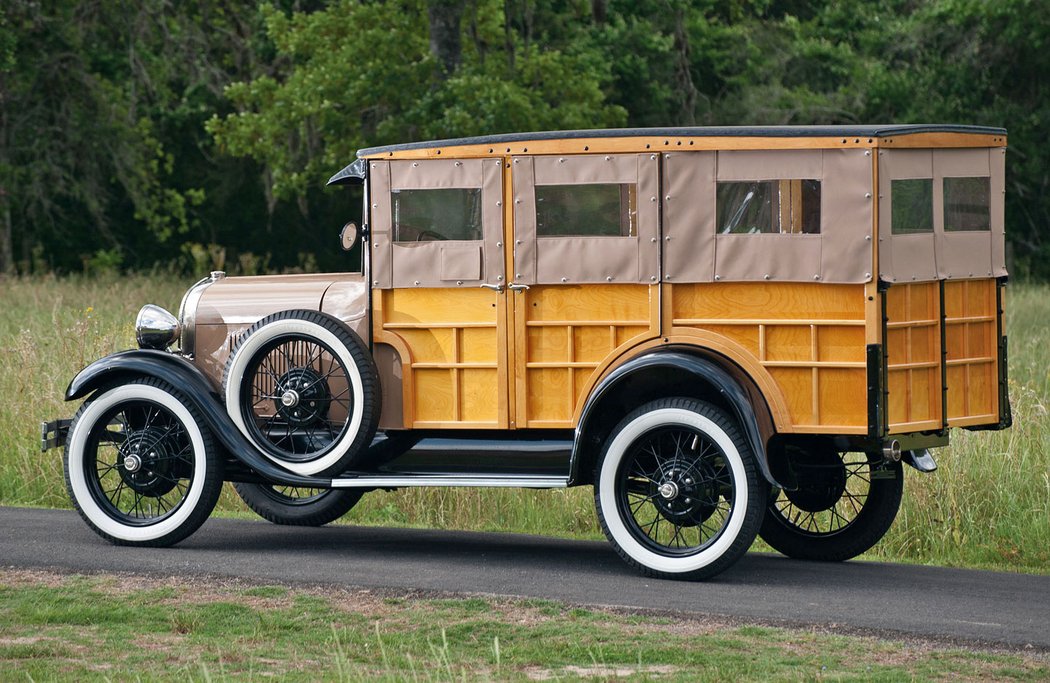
[
  {"x1": 536, "y1": 184, "x2": 637, "y2": 237},
  {"x1": 716, "y1": 180, "x2": 820, "y2": 234},
  {"x1": 944, "y1": 176, "x2": 991, "y2": 232},
  {"x1": 392, "y1": 188, "x2": 482, "y2": 242},
  {"x1": 891, "y1": 179, "x2": 933, "y2": 235}
]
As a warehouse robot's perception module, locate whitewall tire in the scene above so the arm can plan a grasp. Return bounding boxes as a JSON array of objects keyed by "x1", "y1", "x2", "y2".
[
  {"x1": 595, "y1": 398, "x2": 767, "y2": 580},
  {"x1": 224, "y1": 310, "x2": 380, "y2": 476},
  {"x1": 63, "y1": 378, "x2": 222, "y2": 546}
]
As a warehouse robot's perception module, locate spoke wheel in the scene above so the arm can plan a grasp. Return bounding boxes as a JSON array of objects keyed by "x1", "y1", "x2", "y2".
[
  {"x1": 595, "y1": 398, "x2": 766, "y2": 581},
  {"x1": 618, "y1": 427, "x2": 736, "y2": 556},
  {"x1": 233, "y1": 482, "x2": 363, "y2": 526},
  {"x1": 760, "y1": 442, "x2": 903, "y2": 561},
  {"x1": 224, "y1": 310, "x2": 380, "y2": 476},
  {"x1": 240, "y1": 335, "x2": 353, "y2": 462},
  {"x1": 64, "y1": 378, "x2": 222, "y2": 546}
]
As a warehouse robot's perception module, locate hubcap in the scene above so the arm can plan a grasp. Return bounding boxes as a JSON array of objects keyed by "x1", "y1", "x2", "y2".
[
  {"x1": 123, "y1": 453, "x2": 142, "y2": 473},
  {"x1": 658, "y1": 481, "x2": 679, "y2": 500},
  {"x1": 280, "y1": 390, "x2": 300, "y2": 408}
]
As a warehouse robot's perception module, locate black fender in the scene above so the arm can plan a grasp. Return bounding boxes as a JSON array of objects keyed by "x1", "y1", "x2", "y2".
[
  {"x1": 569, "y1": 349, "x2": 782, "y2": 488},
  {"x1": 65, "y1": 349, "x2": 332, "y2": 488}
]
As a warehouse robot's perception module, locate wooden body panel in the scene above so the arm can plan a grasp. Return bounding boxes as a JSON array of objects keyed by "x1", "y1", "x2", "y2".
[
  {"x1": 373, "y1": 287, "x2": 506, "y2": 429},
  {"x1": 362, "y1": 132, "x2": 1004, "y2": 161},
  {"x1": 944, "y1": 279, "x2": 999, "y2": 427},
  {"x1": 885, "y1": 282, "x2": 943, "y2": 432},
  {"x1": 514, "y1": 284, "x2": 658, "y2": 428},
  {"x1": 358, "y1": 129, "x2": 1006, "y2": 438},
  {"x1": 664, "y1": 282, "x2": 868, "y2": 434},
  {"x1": 883, "y1": 278, "x2": 1001, "y2": 433}
]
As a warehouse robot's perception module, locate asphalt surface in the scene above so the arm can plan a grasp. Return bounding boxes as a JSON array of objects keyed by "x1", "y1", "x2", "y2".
[{"x1": 2, "y1": 506, "x2": 1047, "y2": 651}]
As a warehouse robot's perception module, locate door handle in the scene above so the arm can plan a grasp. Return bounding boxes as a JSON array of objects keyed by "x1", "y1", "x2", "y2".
[
  {"x1": 480, "y1": 283, "x2": 504, "y2": 293},
  {"x1": 508, "y1": 283, "x2": 530, "y2": 293}
]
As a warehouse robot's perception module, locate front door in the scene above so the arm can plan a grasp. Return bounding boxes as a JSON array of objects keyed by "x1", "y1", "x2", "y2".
[{"x1": 368, "y1": 157, "x2": 509, "y2": 428}]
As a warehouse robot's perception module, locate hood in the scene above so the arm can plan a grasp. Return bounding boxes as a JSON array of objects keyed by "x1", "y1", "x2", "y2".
[{"x1": 194, "y1": 273, "x2": 338, "y2": 326}]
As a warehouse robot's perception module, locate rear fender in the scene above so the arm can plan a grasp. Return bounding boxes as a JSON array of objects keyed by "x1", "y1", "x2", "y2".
[
  {"x1": 570, "y1": 349, "x2": 781, "y2": 488},
  {"x1": 65, "y1": 350, "x2": 331, "y2": 488}
]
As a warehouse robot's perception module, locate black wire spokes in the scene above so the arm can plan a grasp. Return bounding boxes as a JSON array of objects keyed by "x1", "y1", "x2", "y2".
[
  {"x1": 773, "y1": 453, "x2": 872, "y2": 535},
  {"x1": 260, "y1": 486, "x2": 331, "y2": 506},
  {"x1": 86, "y1": 401, "x2": 194, "y2": 526},
  {"x1": 619, "y1": 427, "x2": 735, "y2": 556},
  {"x1": 242, "y1": 336, "x2": 354, "y2": 461}
]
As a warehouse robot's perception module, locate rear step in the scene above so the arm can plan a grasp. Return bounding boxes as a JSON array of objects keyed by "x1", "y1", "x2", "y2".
[{"x1": 330, "y1": 474, "x2": 570, "y2": 489}]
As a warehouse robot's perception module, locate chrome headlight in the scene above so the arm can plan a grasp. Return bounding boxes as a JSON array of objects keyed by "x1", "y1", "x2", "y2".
[{"x1": 135, "y1": 304, "x2": 181, "y2": 350}]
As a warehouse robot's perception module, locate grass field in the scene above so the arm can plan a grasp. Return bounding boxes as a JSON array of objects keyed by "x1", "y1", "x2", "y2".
[
  {"x1": 0, "y1": 274, "x2": 1047, "y2": 573},
  {"x1": 2, "y1": 569, "x2": 1047, "y2": 681}
]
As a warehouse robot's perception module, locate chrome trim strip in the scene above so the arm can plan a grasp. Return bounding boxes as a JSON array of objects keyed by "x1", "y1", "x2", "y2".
[
  {"x1": 330, "y1": 474, "x2": 569, "y2": 489},
  {"x1": 178, "y1": 271, "x2": 225, "y2": 356}
]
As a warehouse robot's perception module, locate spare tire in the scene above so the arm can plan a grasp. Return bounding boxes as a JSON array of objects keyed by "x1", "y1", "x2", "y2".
[{"x1": 223, "y1": 310, "x2": 380, "y2": 476}]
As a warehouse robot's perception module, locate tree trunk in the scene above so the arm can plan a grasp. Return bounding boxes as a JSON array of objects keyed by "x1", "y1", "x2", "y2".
[
  {"x1": 672, "y1": 7, "x2": 699, "y2": 126},
  {"x1": 503, "y1": 0, "x2": 515, "y2": 71},
  {"x1": 592, "y1": 0, "x2": 607, "y2": 25},
  {"x1": 427, "y1": 0, "x2": 464, "y2": 78},
  {"x1": 1, "y1": 199, "x2": 13, "y2": 275}
]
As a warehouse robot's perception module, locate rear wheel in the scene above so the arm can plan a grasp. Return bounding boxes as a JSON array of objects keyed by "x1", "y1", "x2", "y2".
[
  {"x1": 233, "y1": 483, "x2": 363, "y2": 526},
  {"x1": 759, "y1": 441, "x2": 903, "y2": 561},
  {"x1": 63, "y1": 378, "x2": 222, "y2": 546},
  {"x1": 595, "y1": 398, "x2": 767, "y2": 580}
]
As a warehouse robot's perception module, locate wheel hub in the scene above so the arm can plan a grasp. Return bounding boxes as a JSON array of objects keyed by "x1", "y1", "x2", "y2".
[
  {"x1": 123, "y1": 453, "x2": 143, "y2": 473},
  {"x1": 658, "y1": 481, "x2": 679, "y2": 500},
  {"x1": 273, "y1": 367, "x2": 330, "y2": 427},
  {"x1": 653, "y1": 461, "x2": 721, "y2": 527},
  {"x1": 117, "y1": 428, "x2": 180, "y2": 496}
]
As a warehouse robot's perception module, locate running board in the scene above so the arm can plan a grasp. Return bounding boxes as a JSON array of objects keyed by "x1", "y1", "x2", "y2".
[{"x1": 330, "y1": 474, "x2": 570, "y2": 489}]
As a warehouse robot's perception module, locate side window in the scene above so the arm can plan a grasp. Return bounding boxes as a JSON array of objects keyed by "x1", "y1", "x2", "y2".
[
  {"x1": 891, "y1": 179, "x2": 934, "y2": 235},
  {"x1": 392, "y1": 188, "x2": 482, "y2": 242},
  {"x1": 716, "y1": 180, "x2": 820, "y2": 234},
  {"x1": 536, "y1": 184, "x2": 637, "y2": 237},
  {"x1": 943, "y1": 177, "x2": 990, "y2": 232},
  {"x1": 511, "y1": 153, "x2": 659, "y2": 284},
  {"x1": 369, "y1": 157, "x2": 504, "y2": 289}
]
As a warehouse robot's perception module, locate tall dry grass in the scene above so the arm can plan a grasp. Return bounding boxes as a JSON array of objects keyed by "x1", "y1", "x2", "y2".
[{"x1": 1, "y1": 274, "x2": 1046, "y2": 572}]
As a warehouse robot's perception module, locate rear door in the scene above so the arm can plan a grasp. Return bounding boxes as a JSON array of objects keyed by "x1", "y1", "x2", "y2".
[{"x1": 508, "y1": 153, "x2": 661, "y2": 427}]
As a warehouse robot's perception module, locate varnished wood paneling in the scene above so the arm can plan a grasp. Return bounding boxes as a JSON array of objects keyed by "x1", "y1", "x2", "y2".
[
  {"x1": 885, "y1": 282, "x2": 942, "y2": 431},
  {"x1": 944, "y1": 279, "x2": 998, "y2": 425},
  {"x1": 360, "y1": 133, "x2": 1004, "y2": 161},
  {"x1": 374, "y1": 287, "x2": 502, "y2": 428},
  {"x1": 667, "y1": 282, "x2": 868, "y2": 432},
  {"x1": 516, "y1": 284, "x2": 658, "y2": 428}
]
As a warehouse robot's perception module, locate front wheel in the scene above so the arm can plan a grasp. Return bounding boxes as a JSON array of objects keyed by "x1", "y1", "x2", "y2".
[
  {"x1": 233, "y1": 483, "x2": 363, "y2": 526},
  {"x1": 759, "y1": 443, "x2": 903, "y2": 561},
  {"x1": 63, "y1": 378, "x2": 223, "y2": 546},
  {"x1": 595, "y1": 398, "x2": 767, "y2": 581}
]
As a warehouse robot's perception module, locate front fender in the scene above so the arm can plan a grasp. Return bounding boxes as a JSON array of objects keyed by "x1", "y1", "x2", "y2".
[
  {"x1": 65, "y1": 350, "x2": 332, "y2": 488},
  {"x1": 570, "y1": 349, "x2": 781, "y2": 488}
]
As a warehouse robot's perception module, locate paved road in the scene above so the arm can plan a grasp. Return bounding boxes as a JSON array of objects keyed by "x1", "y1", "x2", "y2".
[{"x1": 2, "y1": 506, "x2": 1047, "y2": 650}]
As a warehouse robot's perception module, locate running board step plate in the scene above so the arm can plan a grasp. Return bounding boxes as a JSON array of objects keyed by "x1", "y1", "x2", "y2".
[{"x1": 330, "y1": 474, "x2": 570, "y2": 489}]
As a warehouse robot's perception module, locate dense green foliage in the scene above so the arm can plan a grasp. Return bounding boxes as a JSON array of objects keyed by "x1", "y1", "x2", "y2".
[{"x1": 1, "y1": 0, "x2": 1048, "y2": 278}]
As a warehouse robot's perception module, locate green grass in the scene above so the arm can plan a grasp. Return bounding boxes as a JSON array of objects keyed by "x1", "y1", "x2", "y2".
[
  {"x1": 1, "y1": 274, "x2": 1047, "y2": 573},
  {"x1": 1, "y1": 569, "x2": 1046, "y2": 681}
]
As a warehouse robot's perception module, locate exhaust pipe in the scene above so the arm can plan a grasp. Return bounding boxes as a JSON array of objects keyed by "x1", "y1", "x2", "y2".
[{"x1": 882, "y1": 439, "x2": 901, "y2": 462}]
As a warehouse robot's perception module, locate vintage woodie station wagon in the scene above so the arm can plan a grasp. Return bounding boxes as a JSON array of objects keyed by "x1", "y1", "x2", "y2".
[{"x1": 43, "y1": 124, "x2": 1011, "y2": 580}]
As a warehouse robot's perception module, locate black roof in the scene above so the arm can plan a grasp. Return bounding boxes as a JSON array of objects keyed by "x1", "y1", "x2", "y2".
[{"x1": 356, "y1": 124, "x2": 1006, "y2": 157}]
